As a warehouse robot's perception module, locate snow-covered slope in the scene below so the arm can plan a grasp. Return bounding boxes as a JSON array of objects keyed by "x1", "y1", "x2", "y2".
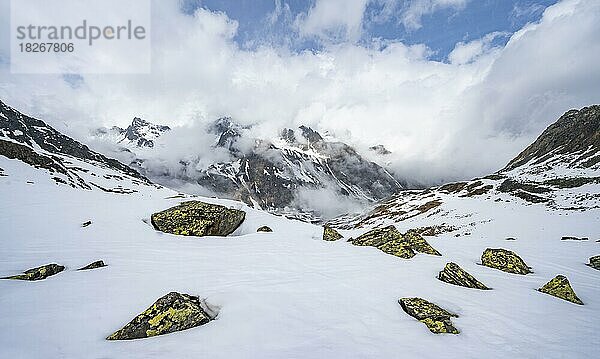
[{"x1": 1, "y1": 104, "x2": 599, "y2": 358}]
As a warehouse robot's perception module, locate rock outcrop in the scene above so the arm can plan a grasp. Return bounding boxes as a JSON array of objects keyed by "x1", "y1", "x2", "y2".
[
  {"x1": 257, "y1": 226, "x2": 273, "y2": 233},
  {"x1": 437, "y1": 262, "x2": 490, "y2": 290},
  {"x1": 78, "y1": 260, "x2": 107, "y2": 271},
  {"x1": 151, "y1": 201, "x2": 245, "y2": 237},
  {"x1": 3, "y1": 263, "x2": 65, "y2": 281},
  {"x1": 107, "y1": 292, "x2": 214, "y2": 340},
  {"x1": 587, "y1": 255, "x2": 600, "y2": 270},
  {"x1": 561, "y1": 236, "x2": 589, "y2": 241},
  {"x1": 322, "y1": 226, "x2": 343, "y2": 241},
  {"x1": 481, "y1": 248, "x2": 532, "y2": 274},
  {"x1": 351, "y1": 225, "x2": 440, "y2": 259},
  {"x1": 538, "y1": 275, "x2": 583, "y2": 305},
  {"x1": 398, "y1": 297, "x2": 460, "y2": 334}
]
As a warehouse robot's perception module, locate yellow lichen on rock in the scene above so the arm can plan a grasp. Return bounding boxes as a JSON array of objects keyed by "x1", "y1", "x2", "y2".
[
  {"x1": 481, "y1": 248, "x2": 532, "y2": 275},
  {"x1": 437, "y1": 262, "x2": 490, "y2": 290},
  {"x1": 107, "y1": 292, "x2": 213, "y2": 340},
  {"x1": 151, "y1": 201, "x2": 245, "y2": 237},
  {"x1": 322, "y1": 225, "x2": 343, "y2": 241},
  {"x1": 399, "y1": 297, "x2": 460, "y2": 334},
  {"x1": 351, "y1": 225, "x2": 440, "y2": 259},
  {"x1": 2, "y1": 263, "x2": 65, "y2": 281},
  {"x1": 538, "y1": 275, "x2": 583, "y2": 305}
]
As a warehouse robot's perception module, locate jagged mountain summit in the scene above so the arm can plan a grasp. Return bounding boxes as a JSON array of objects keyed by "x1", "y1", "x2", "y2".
[
  {"x1": 0, "y1": 100, "x2": 152, "y2": 192},
  {"x1": 95, "y1": 117, "x2": 171, "y2": 149},
  {"x1": 332, "y1": 105, "x2": 600, "y2": 230},
  {"x1": 94, "y1": 115, "x2": 406, "y2": 222},
  {"x1": 196, "y1": 118, "x2": 405, "y2": 221}
]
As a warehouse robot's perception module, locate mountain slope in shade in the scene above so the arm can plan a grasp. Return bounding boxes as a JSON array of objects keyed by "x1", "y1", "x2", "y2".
[{"x1": 0, "y1": 99, "x2": 153, "y2": 192}]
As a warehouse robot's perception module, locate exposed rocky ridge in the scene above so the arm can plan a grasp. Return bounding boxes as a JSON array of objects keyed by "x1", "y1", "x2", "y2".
[
  {"x1": 330, "y1": 106, "x2": 600, "y2": 230},
  {"x1": 505, "y1": 105, "x2": 600, "y2": 170},
  {"x1": 196, "y1": 119, "x2": 405, "y2": 221},
  {"x1": 0, "y1": 100, "x2": 146, "y2": 181},
  {"x1": 0, "y1": 100, "x2": 153, "y2": 192},
  {"x1": 94, "y1": 117, "x2": 171, "y2": 149}
]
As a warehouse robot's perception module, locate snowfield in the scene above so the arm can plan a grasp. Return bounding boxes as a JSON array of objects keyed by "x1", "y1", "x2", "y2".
[{"x1": 1, "y1": 156, "x2": 599, "y2": 359}]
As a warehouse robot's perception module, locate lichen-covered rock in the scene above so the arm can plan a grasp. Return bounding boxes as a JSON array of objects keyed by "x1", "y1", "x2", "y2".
[
  {"x1": 378, "y1": 239, "x2": 416, "y2": 259},
  {"x1": 107, "y1": 292, "x2": 214, "y2": 340},
  {"x1": 257, "y1": 226, "x2": 273, "y2": 233},
  {"x1": 352, "y1": 225, "x2": 439, "y2": 259},
  {"x1": 481, "y1": 248, "x2": 532, "y2": 274},
  {"x1": 3, "y1": 263, "x2": 65, "y2": 281},
  {"x1": 322, "y1": 226, "x2": 343, "y2": 241},
  {"x1": 151, "y1": 201, "x2": 245, "y2": 237},
  {"x1": 587, "y1": 255, "x2": 600, "y2": 270},
  {"x1": 78, "y1": 260, "x2": 107, "y2": 271},
  {"x1": 352, "y1": 225, "x2": 401, "y2": 247},
  {"x1": 404, "y1": 230, "x2": 441, "y2": 256},
  {"x1": 437, "y1": 262, "x2": 490, "y2": 290},
  {"x1": 538, "y1": 275, "x2": 583, "y2": 305},
  {"x1": 398, "y1": 297, "x2": 459, "y2": 334}
]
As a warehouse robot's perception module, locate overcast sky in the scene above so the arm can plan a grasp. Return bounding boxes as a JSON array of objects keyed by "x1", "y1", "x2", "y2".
[{"x1": 0, "y1": 0, "x2": 598, "y2": 184}]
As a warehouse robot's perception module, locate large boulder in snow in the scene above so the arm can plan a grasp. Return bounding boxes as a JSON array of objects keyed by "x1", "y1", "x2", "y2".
[
  {"x1": 322, "y1": 225, "x2": 343, "y2": 241},
  {"x1": 398, "y1": 297, "x2": 459, "y2": 334},
  {"x1": 538, "y1": 275, "x2": 583, "y2": 305},
  {"x1": 481, "y1": 248, "x2": 532, "y2": 275},
  {"x1": 437, "y1": 262, "x2": 490, "y2": 290},
  {"x1": 107, "y1": 292, "x2": 216, "y2": 340},
  {"x1": 151, "y1": 201, "x2": 245, "y2": 237},
  {"x1": 2, "y1": 263, "x2": 65, "y2": 281},
  {"x1": 587, "y1": 255, "x2": 600, "y2": 270},
  {"x1": 351, "y1": 225, "x2": 440, "y2": 259}
]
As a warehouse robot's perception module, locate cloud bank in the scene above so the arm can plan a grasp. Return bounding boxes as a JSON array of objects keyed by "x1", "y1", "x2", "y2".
[{"x1": 0, "y1": 0, "x2": 598, "y2": 187}]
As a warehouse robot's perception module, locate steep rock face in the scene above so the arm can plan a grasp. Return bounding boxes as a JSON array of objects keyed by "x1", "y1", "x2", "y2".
[
  {"x1": 107, "y1": 292, "x2": 214, "y2": 340},
  {"x1": 196, "y1": 121, "x2": 405, "y2": 220},
  {"x1": 538, "y1": 275, "x2": 583, "y2": 305},
  {"x1": 505, "y1": 105, "x2": 600, "y2": 170},
  {"x1": 3, "y1": 263, "x2": 65, "y2": 281},
  {"x1": 151, "y1": 201, "x2": 245, "y2": 237},
  {"x1": 398, "y1": 297, "x2": 460, "y2": 334},
  {"x1": 437, "y1": 262, "x2": 490, "y2": 290},
  {"x1": 481, "y1": 248, "x2": 532, "y2": 275}
]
